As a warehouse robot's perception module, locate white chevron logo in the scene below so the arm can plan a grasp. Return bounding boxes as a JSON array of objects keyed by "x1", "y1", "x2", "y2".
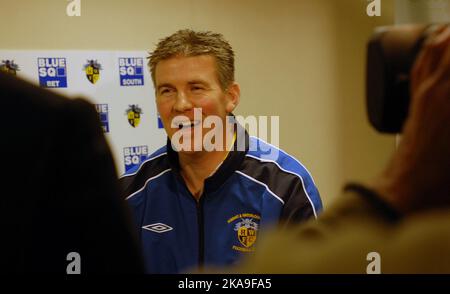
[{"x1": 142, "y1": 223, "x2": 173, "y2": 233}]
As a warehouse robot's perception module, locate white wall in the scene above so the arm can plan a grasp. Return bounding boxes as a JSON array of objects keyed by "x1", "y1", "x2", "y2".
[{"x1": 396, "y1": 0, "x2": 450, "y2": 23}]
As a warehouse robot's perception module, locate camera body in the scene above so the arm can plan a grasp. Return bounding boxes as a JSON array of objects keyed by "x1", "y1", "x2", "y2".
[{"x1": 366, "y1": 24, "x2": 440, "y2": 133}]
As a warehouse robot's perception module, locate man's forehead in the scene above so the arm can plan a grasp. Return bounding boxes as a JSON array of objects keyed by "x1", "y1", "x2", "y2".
[
  {"x1": 156, "y1": 54, "x2": 216, "y2": 69},
  {"x1": 155, "y1": 54, "x2": 219, "y2": 84}
]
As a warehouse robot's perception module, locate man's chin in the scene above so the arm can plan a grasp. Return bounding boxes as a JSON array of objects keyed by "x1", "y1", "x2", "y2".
[{"x1": 178, "y1": 149, "x2": 202, "y2": 156}]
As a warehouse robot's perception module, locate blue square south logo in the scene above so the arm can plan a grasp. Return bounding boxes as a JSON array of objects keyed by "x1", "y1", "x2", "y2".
[
  {"x1": 94, "y1": 104, "x2": 110, "y2": 133},
  {"x1": 119, "y1": 57, "x2": 144, "y2": 86},
  {"x1": 123, "y1": 146, "x2": 149, "y2": 173},
  {"x1": 38, "y1": 57, "x2": 67, "y2": 88}
]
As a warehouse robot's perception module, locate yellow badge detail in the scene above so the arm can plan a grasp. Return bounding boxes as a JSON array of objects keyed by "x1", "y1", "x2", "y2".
[
  {"x1": 229, "y1": 215, "x2": 260, "y2": 252},
  {"x1": 238, "y1": 226, "x2": 257, "y2": 248},
  {"x1": 83, "y1": 60, "x2": 102, "y2": 84},
  {"x1": 0, "y1": 60, "x2": 19, "y2": 75},
  {"x1": 128, "y1": 111, "x2": 140, "y2": 127},
  {"x1": 125, "y1": 104, "x2": 143, "y2": 128},
  {"x1": 85, "y1": 65, "x2": 100, "y2": 84}
]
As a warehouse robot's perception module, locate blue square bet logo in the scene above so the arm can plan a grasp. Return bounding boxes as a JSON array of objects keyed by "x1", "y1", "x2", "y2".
[{"x1": 38, "y1": 57, "x2": 67, "y2": 88}]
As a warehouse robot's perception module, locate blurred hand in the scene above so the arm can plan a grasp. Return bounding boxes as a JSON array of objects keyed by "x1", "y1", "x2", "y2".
[{"x1": 374, "y1": 25, "x2": 450, "y2": 213}]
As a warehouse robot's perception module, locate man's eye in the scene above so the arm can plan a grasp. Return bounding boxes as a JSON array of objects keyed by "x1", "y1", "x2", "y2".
[
  {"x1": 160, "y1": 88, "x2": 172, "y2": 95},
  {"x1": 192, "y1": 86, "x2": 204, "y2": 91}
]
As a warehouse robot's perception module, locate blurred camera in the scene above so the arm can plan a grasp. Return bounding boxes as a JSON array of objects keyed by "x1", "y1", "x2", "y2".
[{"x1": 366, "y1": 24, "x2": 442, "y2": 133}]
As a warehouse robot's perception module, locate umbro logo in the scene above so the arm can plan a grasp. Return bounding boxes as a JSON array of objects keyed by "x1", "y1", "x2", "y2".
[{"x1": 142, "y1": 223, "x2": 173, "y2": 233}]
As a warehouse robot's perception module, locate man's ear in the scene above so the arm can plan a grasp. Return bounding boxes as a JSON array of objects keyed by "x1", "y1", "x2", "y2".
[{"x1": 225, "y1": 82, "x2": 240, "y2": 113}]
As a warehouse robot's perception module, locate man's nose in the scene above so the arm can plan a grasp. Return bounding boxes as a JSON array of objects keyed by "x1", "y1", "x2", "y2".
[{"x1": 173, "y1": 91, "x2": 193, "y2": 112}]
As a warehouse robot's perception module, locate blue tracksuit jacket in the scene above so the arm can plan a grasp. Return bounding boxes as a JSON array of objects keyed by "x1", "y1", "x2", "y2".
[{"x1": 120, "y1": 127, "x2": 322, "y2": 273}]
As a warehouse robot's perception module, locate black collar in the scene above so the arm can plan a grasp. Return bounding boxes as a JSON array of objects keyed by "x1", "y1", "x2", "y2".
[{"x1": 166, "y1": 122, "x2": 249, "y2": 193}]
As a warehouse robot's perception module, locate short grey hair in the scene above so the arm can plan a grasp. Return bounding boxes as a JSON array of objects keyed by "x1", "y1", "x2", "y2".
[{"x1": 148, "y1": 29, "x2": 235, "y2": 90}]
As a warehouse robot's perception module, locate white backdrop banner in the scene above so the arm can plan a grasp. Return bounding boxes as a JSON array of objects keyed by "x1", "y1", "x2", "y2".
[{"x1": 0, "y1": 50, "x2": 167, "y2": 175}]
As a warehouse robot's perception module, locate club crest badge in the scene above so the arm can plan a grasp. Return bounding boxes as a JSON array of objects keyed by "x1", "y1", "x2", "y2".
[
  {"x1": 0, "y1": 60, "x2": 19, "y2": 75},
  {"x1": 125, "y1": 104, "x2": 143, "y2": 128},
  {"x1": 83, "y1": 60, "x2": 102, "y2": 84},
  {"x1": 227, "y1": 213, "x2": 260, "y2": 252},
  {"x1": 235, "y1": 218, "x2": 258, "y2": 248}
]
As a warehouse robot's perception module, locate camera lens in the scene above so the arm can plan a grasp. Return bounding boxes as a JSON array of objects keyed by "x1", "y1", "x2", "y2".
[{"x1": 366, "y1": 24, "x2": 441, "y2": 133}]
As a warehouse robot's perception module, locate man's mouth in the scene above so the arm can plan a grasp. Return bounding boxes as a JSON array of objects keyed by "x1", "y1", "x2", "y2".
[{"x1": 171, "y1": 120, "x2": 201, "y2": 129}]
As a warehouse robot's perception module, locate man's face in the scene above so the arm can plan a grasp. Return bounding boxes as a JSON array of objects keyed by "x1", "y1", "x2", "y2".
[{"x1": 154, "y1": 54, "x2": 239, "y2": 152}]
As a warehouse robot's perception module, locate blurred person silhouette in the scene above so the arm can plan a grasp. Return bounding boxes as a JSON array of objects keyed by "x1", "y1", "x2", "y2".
[
  {"x1": 219, "y1": 25, "x2": 450, "y2": 274},
  {"x1": 0, "y1": 72, "x2": 144, "y2": 273}
]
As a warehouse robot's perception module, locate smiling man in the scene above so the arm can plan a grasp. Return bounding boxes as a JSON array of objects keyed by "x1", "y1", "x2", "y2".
[{"x1": 119, "y1": 29, "x2": 322, "y2": 273}]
